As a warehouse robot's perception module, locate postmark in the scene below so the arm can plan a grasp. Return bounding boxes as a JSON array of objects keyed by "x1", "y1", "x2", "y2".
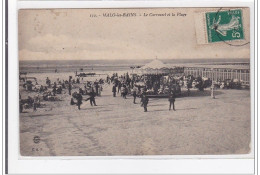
[{"x1": 206, "y1": 9, "x2": 244, "y2": 43}]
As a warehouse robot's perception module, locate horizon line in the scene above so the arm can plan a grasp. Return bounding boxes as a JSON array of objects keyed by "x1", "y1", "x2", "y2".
[{"x1": 19, "y1": 58, "x2": 250, "y2": 61}]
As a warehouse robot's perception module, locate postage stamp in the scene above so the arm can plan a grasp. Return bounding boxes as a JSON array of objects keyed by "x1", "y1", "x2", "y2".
[{"x1": 205, "y1": 9, "x2": 244, "y2": 43}]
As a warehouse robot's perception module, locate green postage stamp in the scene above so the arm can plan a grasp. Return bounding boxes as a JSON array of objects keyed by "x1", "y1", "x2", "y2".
[{"x1": 205, "y1": 9, "x2": 244, "y2": 43}]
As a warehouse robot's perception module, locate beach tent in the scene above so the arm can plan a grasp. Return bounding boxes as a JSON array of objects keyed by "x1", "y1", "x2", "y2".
[{"x1": 134, "y1": 59, "x2": 174, "y2": 75}]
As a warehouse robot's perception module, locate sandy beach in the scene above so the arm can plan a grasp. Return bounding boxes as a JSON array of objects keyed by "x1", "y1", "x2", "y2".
[{"x1": 19, "y1": 72, "x2": 251, "y2": 156}]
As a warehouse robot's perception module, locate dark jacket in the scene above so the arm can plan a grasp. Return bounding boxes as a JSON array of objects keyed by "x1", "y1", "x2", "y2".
[
  {"x1": 168, "y1": 94, "x2": 175, "y2": 102},
  {"x1": 89, "y1": 91, "x2": 96, "y2": 100},
  {"x1": 143, "y1": 95, "x2": 149, "y2": 105},
  {"x1": 77, "y1": 94, "x2": 83, "y2": 105},
  {"x1": 133, "y1": 91, "x2": 137, "y2": 97},
  {"x1": 112, "y1": 86, "x2": 117, "y2": 92}
]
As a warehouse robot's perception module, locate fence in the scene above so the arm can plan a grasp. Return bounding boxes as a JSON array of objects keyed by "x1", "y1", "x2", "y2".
[{"x1": 184, "y1": 67, "x2": 250, "y2": 85}]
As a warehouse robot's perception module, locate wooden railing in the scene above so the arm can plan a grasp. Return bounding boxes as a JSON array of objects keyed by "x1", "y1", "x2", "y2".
[{"x1": 184, "y1": 69, "x2": 250, "y2": 85}]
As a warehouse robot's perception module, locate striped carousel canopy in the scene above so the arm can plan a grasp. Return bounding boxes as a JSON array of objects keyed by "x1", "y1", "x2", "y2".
[
  {"x1": 134, "y1": 59, "x2": 174, "y2": 75},
  {"x1": 140, "y1": 59, "x2": 170, "y2": 70}
]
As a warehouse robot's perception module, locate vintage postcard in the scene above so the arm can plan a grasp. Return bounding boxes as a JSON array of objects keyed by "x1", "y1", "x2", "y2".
[{"x1": 18, "y1": 8, "x2": 251, "y2": 156}]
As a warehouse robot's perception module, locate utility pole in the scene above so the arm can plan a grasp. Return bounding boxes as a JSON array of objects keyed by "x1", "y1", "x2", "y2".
[{"x1": 211, "y1": 84, "x2": 215, "y2": 99}]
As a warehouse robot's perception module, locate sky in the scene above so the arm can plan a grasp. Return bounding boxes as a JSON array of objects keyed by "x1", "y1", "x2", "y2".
[{"x1": 18, "y1": 8, "x2": 250, "y2": 60}]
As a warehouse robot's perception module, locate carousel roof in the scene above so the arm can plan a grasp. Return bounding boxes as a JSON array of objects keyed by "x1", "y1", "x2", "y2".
[{"x1": 141, "y1": 59, "x2": 170, "y2": 70}]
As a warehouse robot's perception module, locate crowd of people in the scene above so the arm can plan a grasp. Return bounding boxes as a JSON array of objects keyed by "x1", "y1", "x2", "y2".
[
  {"x1": 19, "y1": 65, "x2": 250, "y2": 115},
  {"x1": 108, "y1": 73, "x2": 177, "y2": 112},
  {"x1": 20, "y1": 71, "x2": 217, "y2": 113},
  {"x1": 19, "y1": 74, "x2": 105, "y2": 112}
]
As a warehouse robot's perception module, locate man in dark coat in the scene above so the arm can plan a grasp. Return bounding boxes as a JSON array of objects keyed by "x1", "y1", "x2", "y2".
[
  {"x1": 112, "y1": 85, "x2": 117, "y2": 97},
  {"x1": 68, "y1": 83, "x2": 72, "y2": 95},
  {"x1": 133, "y1": 88, "x2": 137, "y2": 104},
  {"x1": 76, "y1": 93, "x2": 83, "y2": 110},
  {"x1": 95, "y1": 83, "x2": 99, "y2": 96},
  {"x1": 79, "y1": 88, "x2": 84, "y2": 95},
  {"x1": 142, "y1": 93, "x2": 149, "y2": 112},
  {"x1": 168, "y1": 91, "x2": 176, "y2": 111},
  {"x1": 122, "y1": 85, "x2": 127, "y2": 99},
  {"x1": 118, "y1": 81, "x2": 122, "y2": 94},
  {"x1": 76, "y1": 77, "x2": 80, "y2": 84},
  {"x1": 70, "y1": 98, "x2": 75, "y2": 105},
  {"x1": 106, "y1": 75, "x2": 110, "y2": 84},
  {"x1": 46, "y1": 77, "x2": 51, "y2": 87},
  {"x1": 57, "y1": 86, "x2": 62, "y2": 94},
  {"x1": 52, "y1": 82, "x2": 57, "y2": 95},
  {"x1": 89, "y1": 91, "x2": 97, "y2": 106}
]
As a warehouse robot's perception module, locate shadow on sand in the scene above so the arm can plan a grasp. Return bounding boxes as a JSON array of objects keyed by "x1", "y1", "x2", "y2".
[
  {"x1": 176, "y1": 108, "x2": 197, "y2": 111},
  {"x1": 149, "y1": 104, "x2": 167, "y2": 107},
  {"x1": 29, "y1": 113, "x2": 53, "y2": 118},
  {"x1": 151, "y1": 107, "x2": 197, "y2": 112},
  {"x1": 80, "y1": 106, "x2": 104, "y2": 110},
  {"x1": 180, "y1": 89, "x2": 224, "y2": 98},
  {"x1": 152, "y1": 109, "x2": 167, "y2": 112}
]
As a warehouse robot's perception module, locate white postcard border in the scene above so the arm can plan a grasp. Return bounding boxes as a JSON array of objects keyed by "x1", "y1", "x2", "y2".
[{"x1": 7, "y1": 0, "x2": 256, "y2": 174}]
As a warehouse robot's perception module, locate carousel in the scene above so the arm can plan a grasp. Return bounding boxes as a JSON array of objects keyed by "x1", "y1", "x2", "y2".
[{"x1": 132, "y1": 59, "x2": 182, "y2": 98}]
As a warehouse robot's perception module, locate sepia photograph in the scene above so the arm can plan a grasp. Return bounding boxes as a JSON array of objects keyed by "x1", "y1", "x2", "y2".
[{"x1": 18, "y1": 8, "x2": 251, "y2": 156}]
